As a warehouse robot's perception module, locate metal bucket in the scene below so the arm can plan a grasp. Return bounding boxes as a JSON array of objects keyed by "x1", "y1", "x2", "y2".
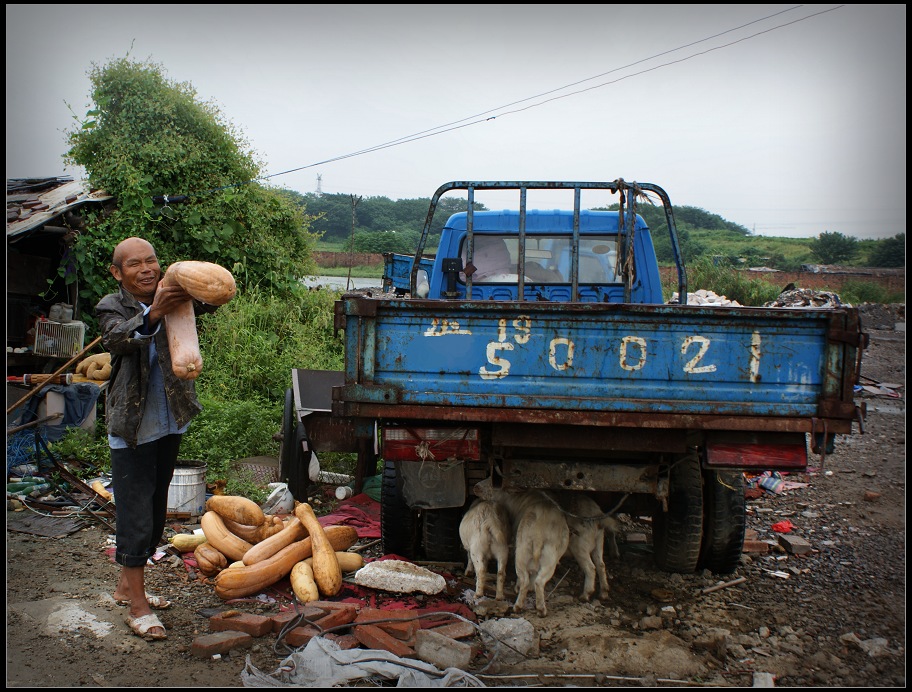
[{"x1": 167, "y1": 460, "x2": 207, "y2": 516}]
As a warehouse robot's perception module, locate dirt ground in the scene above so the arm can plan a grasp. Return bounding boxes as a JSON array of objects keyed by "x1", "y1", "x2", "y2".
[{"x1": 6, "y1": 303, "x2": 905, "y2": 688}]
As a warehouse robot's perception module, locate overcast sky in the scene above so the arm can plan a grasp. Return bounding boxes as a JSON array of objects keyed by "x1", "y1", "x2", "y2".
[{"x1": 5, "y1": 4, "x2": 906, "y2": 240}]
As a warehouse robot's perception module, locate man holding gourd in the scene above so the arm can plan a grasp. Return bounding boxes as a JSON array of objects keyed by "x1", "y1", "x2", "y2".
[{"x1": 97, "y1": 237, "x2": 235, "y2": 641}]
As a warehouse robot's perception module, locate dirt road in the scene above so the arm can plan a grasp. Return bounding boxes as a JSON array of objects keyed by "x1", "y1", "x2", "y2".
[{"x1": 6, "y1": 304, "x2": 904, "y2": 687}]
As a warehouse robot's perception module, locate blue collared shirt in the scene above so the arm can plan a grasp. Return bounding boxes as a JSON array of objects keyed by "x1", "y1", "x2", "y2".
[{"x1": 108, "y1": 304, "x2": 190, "y2": 449}]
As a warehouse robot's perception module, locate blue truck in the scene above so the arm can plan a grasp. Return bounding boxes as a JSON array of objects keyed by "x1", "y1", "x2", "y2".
[{"x1": 282, "y1": 180, "x2": 867, "y2": 574}]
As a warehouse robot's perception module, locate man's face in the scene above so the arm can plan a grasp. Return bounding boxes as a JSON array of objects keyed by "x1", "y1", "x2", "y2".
[{"x1": 110, "y1": 239, "x2": 161, "y2": 302}]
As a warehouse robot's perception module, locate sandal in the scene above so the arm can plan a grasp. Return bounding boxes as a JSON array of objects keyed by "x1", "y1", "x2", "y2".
[
  {"x1": 124, "y1": 612, "x2": 167, "y2": 641},
  {"x1": 115, "y1": 592, "x2": 172, "y2": 609}
]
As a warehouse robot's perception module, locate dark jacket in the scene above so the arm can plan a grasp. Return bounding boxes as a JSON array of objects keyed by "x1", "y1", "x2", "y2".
[{"x1": 96, "y1": 285, "x2": 209, "y2": 447}]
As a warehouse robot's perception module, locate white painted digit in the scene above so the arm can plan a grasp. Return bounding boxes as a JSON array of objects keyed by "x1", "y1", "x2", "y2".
[
  {"x1": 619, "y1": 336, "x2": 647, "y2": 371},
  {"x1": 549, "y1": 337, "x2": 574, "y2": 371},
  {"x1": 513, "y1": 316, "x2": 531, "y2": 344},
  {"x1": 424, "y1": 318, "x2": 471, "y2": 336},
  {"x1": 749, "y1": 331, "x2": 761, "y2": 383},
  {"x1": 682, "y1": 335, "x2": 717, "y2": 374},
  {"x1": 479, "y1": 342, "x2": 514, "y2": 379}
]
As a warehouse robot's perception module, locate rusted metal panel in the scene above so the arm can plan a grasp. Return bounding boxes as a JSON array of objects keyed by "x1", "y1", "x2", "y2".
[
  {"x1": 501, "y1": 458, "x2": 664, "y2": 495},
  {"x1": 491, "y1": 423, "x2": 688, "y2": 453},
  {"x1": 331, "y1": 400, "x2": 855, "y2": 435}
]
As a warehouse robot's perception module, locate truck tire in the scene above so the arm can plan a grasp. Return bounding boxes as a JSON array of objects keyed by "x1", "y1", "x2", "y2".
[
  {"x1": 280, "y1": 388, "x2": 309, "y2": 501},
  {"x1": 380, "y1": 459, "x2": 419, "y2": 558},
  {"x1": 422, "y1": 507, "x2": 465, "y2": 562},
  {"x1": 652, "y1": 454, "x2": 704, "y2": 573},
  {"x1": 699, "y1": 469, "x2": 746, "y2": 574}
]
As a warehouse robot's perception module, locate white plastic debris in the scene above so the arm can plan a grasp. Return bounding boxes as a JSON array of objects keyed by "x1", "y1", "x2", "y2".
[
  {"x1": 241, "y1": 635, "x2": 485, "y2": 687},
  {"x1": 351, "y1": 559, "x2": 446, "y2": 594}
]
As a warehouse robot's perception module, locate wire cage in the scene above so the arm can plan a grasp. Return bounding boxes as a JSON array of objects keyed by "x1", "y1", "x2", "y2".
[{"x1": 33, "y1": 320, "x2": 86, "y2": 359}]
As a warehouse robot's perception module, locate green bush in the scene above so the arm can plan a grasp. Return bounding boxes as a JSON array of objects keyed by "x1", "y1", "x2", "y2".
[
  {"x1": 838, "y1": 280, "x2": 905, "y2": 306},
  {"x1": 196, "y1": 283, "x2": 344, "y2": 402},
  {"x1": 665, "y1": 257, "x2": 782, "y2": 306}
]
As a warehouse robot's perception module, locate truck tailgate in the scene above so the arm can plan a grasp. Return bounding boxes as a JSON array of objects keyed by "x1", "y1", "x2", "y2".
[{"x1": 333, "y1": 297, "x2": 863, "y2": 433}]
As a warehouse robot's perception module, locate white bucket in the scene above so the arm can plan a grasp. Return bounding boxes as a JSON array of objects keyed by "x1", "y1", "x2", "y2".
[{"x1": 167, "y1": 460, "x2": 207, "y2": 516}]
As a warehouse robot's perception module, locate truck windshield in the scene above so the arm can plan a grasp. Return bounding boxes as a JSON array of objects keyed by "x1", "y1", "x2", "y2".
[{"x1": 461, "y1": 235, "x2": 619, "y2": 284}]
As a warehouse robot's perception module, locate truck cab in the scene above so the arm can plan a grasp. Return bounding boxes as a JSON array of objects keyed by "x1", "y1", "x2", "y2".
[{"x1": 419, "y1": 209, "x2": 664, "y2": 305}]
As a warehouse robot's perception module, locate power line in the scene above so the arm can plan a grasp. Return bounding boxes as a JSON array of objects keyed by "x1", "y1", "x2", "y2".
[{"x1": 167, "y1": 5, "x2": 844, "y2": 200}]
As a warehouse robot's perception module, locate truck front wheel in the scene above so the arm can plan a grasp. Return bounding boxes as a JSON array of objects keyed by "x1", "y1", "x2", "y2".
[
  {"x1": 380, "y1": 460, "x2": 419, "y2": 558},
  {"x1": 652, "y1": 454, "x2": 704, "y2": 573},
  {"x1": 699, "y1": 469, "x2": 746, "y2": 574}
]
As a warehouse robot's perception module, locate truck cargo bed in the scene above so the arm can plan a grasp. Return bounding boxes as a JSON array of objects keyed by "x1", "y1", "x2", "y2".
[{"x1": 332, "y1": 296, "x2": 863, "y2": 433}]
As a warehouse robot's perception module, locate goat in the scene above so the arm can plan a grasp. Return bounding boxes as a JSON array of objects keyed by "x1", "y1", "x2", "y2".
[
  {"x1": 554, "y1": 492, "x2": 621, "y2": 602},
  {"x1": 459, "y1": 498, "x2": 512, "y2": 601},
  {"x1": 494, "y1": 489, "x2": 570, "y2": 617}
]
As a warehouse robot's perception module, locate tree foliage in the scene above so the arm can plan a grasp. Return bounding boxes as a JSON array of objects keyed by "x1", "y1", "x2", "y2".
[
  {"x1": 866, "y1": 233, "x2": 905, "y2": 267},
  {"x1": 289, "y1": 191, "x2": 486, "y2": 243},
  {"x1": 64, "y1": 57, "x2": 318, "y2": 326},
  {"x1": 809, "y1": 231, "x2": 858, "y2": 265}
]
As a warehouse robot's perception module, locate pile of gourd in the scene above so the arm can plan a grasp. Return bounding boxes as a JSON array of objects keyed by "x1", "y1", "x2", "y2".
[{"x1": 170, "y1": 496, "x2": 361, "y2": 604}]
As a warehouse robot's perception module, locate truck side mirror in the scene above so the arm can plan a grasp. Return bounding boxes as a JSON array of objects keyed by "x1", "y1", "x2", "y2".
[{"x1": 442, "y1": 258, "x2": 463, "y2": 298}]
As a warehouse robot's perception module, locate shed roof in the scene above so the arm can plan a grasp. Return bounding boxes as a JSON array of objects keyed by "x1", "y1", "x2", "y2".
[{"x1": 7, "y1": 177, "x2": 113, "y2": 239}]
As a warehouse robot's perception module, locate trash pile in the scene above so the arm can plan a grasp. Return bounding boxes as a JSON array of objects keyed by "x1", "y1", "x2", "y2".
[
  {"x1": 667, "y1": 289, "x2": 742, "y2": 307},
  {"x1": 763, "y1": 288, "x2": 847, "y2": 308}
]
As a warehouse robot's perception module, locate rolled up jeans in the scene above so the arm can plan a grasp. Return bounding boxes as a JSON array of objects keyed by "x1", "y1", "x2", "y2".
[{"x1": 110, "y1": 434, "x2": 181, "y2": 567}]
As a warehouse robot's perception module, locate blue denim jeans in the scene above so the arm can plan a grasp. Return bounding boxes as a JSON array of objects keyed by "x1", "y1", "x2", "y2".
[{"x1": 110, "y1": 434, "x2": 182, "y2": 567}]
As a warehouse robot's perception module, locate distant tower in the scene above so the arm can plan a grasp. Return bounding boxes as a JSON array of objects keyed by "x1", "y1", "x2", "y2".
[{"x1": 316, "y1": 174, "x2": 323, "y2": 197}]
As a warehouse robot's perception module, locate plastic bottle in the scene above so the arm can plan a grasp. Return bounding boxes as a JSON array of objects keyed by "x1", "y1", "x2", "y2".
[{"x1": 28, "y1": 483, "x2": 52, "y2": 497}]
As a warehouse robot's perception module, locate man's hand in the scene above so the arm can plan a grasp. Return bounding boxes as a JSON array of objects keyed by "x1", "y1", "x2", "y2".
[{"x1": 147, "y1": 280, "x2": 192, "y2": 325}]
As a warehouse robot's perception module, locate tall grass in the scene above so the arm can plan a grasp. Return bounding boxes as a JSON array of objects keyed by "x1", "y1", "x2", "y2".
[{"x1": 665, "y1": 257, "x2": 782, "y2": 306}]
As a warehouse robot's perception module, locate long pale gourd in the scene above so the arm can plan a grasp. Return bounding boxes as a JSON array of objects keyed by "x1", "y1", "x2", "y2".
[
  {"x1": 294, "y1": 502, "x2": 342, "y2": 597},
  {"x1": 214, "y1": 525, "x2": 358, "y2": 600},
  {"x1": 206, "y1": 495, "x2": 266, "y2": 527},
  {"x1": 162, "y1": 261, "x2": 236, "y2": 380},
  {"x1": 242, "y1": 517, "x2": 308, "y2": 565},
  {"x1": 290, "y1": 561, "x2": 320, "y2": 604},
  {"x1": 200, "y1": 510, "x2": 254, "y2": 562},
  {"x1": 222, "y1": 515, "x2": 284, "y2": 544}
]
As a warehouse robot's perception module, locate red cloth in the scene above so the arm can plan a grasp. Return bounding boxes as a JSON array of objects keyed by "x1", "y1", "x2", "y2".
[{"x1": 316, "y1": 493, "x2": 381, "y2": 539}]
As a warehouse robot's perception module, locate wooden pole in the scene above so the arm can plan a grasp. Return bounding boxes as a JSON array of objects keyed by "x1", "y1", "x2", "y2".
[{"x1": 6, "y1": 335, "x2": 103, "y2": 416}]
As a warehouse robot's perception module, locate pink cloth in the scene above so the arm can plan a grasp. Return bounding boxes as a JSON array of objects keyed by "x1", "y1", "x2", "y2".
[{"x1": 316, "y1": 492, "x2": 381, "y2": 539}]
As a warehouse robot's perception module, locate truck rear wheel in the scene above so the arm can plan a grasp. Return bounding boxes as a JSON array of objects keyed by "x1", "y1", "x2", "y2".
[
  {"x1": 380, "y1": 459, "x2": 419, "y2": 558},
  {"x1": 699, "y1": 469, "x2": 746, "y2": 574},
  {"x1": 422, "y1": 507, "x2": 465, "y2": 562},
  {"x1": 652, "y1": 454, "x2": 704, "y2": 573}
]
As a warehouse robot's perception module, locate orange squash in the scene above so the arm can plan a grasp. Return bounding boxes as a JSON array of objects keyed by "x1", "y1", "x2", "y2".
[
  {"x1": 161, "y1": 261, "x2": 236, "y2": 381},
  {"x1": 294, "y1": 502, "x2": 342, "y2": 597}
]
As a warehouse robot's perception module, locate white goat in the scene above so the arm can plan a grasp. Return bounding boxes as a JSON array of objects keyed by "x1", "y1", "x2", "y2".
[
  {"x1": 554, "y1": 493, "x2": 621, "y2": 602},
  {"x1": 459, "y1": 498, "x2": 512, "y2": 601},
  {"x1": 495, "y1": 489, "x2": 570, "y2": 617}
]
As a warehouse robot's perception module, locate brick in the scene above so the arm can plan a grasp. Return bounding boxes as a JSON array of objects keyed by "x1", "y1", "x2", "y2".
[
  {"x1": 424, "y1": 620, "x2": 475, "y2": 640},
  {"x1": 743, "y1": 540, "x2": 770, "y2": 554},
  {"x1": 285, "y1": 625, "x2": 321, "y2": 648},
  {"x1": 744, "y1": 528, "x2": 759, "y2": 541},
  {"x1": 191, "y1": 631, "x2": 253, "y2": 658},
  {"x1": 377, "y1": 619, "x2": 419, "y2": 642},
  {"x1": 325, "y1": 633, "x2": 362, "y2": 650},
  {"x1": 314, "y1": 604, "x2": 358, "y2": 632},
  {"x1": 353, "y1": 624, "x2": 416, "y2": 658},
  {"x1": 356, "y1": 609, "x2": 421, "y2": 642},
  {"x1": 271, "y1": 606, "x2": 327, "y2": 633},
  {"x1": 415, "y1": 629, "x2": 473, "y2": 670},
  {"x1": 778, "y1": 534, "x2": 812, "y2": 555},
  {"x1": 209, "y1": 612, "x2": 273, "y2": 638}
]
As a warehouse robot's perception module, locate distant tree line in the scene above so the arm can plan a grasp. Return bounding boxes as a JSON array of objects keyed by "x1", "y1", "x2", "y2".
[{"x1": 280, "y1": 189, "x2": 904, "y2": 269}]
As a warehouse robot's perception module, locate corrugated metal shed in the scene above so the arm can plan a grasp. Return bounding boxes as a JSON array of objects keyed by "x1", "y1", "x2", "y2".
[{"x1": 7, "y1": 177, "x2": 113, "y2": 238}]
